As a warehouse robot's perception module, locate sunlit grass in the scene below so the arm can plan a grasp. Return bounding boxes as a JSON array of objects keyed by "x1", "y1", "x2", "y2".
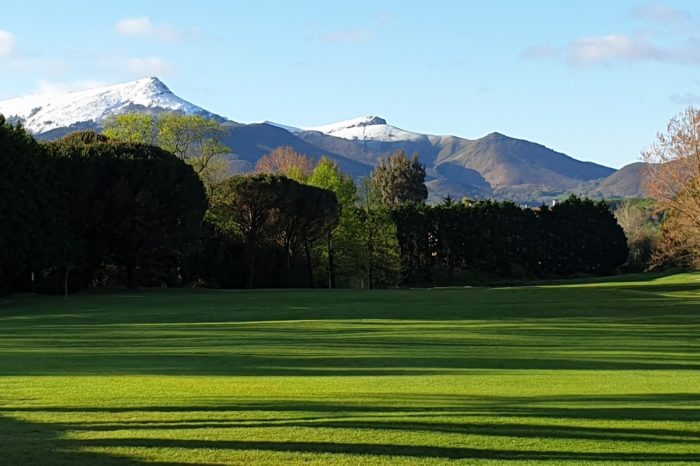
[{"x1": 1, "y1": 273, "x2": 699, "y2": 464}]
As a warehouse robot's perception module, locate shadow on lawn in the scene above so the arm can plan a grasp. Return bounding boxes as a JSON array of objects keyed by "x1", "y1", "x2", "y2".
[
  {"x1": 0, "y1": 415, "x2": 200, "y2": 466},
  {"x1": 2, "y1": 392, "x2": 699, "y2": 463},
  {"x1": 0, "y1": 281, "x2": 699, "y2": 376}
]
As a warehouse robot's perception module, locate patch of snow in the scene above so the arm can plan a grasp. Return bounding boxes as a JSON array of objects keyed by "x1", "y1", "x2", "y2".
[
  {"x1": 0, "y1": 77, "x2": 216, "y2": 134},
  {"x1": 305, "y1": 115, "x2": 426, "y2": 142}
]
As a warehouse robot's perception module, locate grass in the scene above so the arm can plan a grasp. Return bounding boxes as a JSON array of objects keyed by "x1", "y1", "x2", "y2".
[{"x1": 0, "y1": 273, "x2": 699, "y2": 465}]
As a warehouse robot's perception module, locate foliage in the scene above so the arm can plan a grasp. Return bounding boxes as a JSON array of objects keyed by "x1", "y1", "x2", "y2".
[
  {"x1": 371, "y1": 149, "x2": 428, "y2": 207},
  {"x1": 103, "y1": 112, "x2": 232, "y2": 189},
  {"x1": 0, "y1": 116, "x2": 70, "y2": 293},
  {"x1": 357, "y1": 177, "x2": 402, "y2": 288},
  {"x1": 255, "y1": 146, "x2": 314, "y2": 182},
  {"x1": 45, "y1": 131, "x2": 208, "y2": 288},
  {"x1": 102, "y1": 113, "x2": 156, "y2": 144},
  {"x1": 308, "y1": 157, "x2": 360, "y2": 287},
  {"x1": 393, "y1": 196, "x2": 628, "y2": 285},
  {"x1": 210, "y1": 174, "x2": 338, "y2": 288},
  {"x1": 642, "y1": 106, "x2": 700, "y2": 268},
  {"x1": 614, "y1": 199, "x2": 661, "y2": 270}
]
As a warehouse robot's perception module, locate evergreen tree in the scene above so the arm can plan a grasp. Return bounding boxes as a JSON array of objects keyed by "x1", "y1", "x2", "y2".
[
  {"x1": 0, "y1": 116, "x2": 70, "y2": 293},
  {"x1": 45, "y1": 131, "x2": 207, "y2": 289},
  {"x1": 371, "y1": 150, "x2": 428, "y2": 207}
]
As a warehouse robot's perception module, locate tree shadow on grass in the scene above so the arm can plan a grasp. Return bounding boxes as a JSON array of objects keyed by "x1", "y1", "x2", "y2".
[
  {"x1": 0, "y1": 415, "x2": 201, "y2": 466},
  {"x1": 2, "y1": 392, "x2": 699, "y2": 463},
  {"x1": 76, "y1": 438, "x2": 700, "y2": 462}
]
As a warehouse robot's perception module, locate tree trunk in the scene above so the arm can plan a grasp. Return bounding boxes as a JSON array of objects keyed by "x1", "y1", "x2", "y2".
[
  {"x1": 126, "y1": 261, "x2": 135, "y2": 289},
  {"x1": 64, "y1": 265, "x2": 72, "y2": 298},
  {"x1": 304, "y1": 239, "x2": 313, "y2": 288},
  {"x1": 247, "y1": 251, "x2": 256, "y2": 289},
  {"x1": 326, "y1": 231, "x2": 335, "y2": 289}
]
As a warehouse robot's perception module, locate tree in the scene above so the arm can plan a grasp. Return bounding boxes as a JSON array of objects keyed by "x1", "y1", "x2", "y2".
[
  {"x1": 46, "y1": 131, "x2": 208, "y2": 289},
  {"x1": 103, "y1": 113, "x2": 232, "y2": 189},
  {"x1": 614, "y1": 199, "x2": 660, "y2": 269},
  {"x1": 371, "y1": 150, "x2": 428, "y2": 207},
  {"x1": 357, "y1": 177, "x2": 401, "y2": 288},
  {"x1": 642, "y1": 107, "x2": 700, "y2": 267},
  {"x1": 210, "y1": 174, "x2": 338, "y2": 288},
  {"x1": 255, "y1": 146, "x2": 314, "y2": 182},
  {"x1": 0, "y1": 116, "x2": 70, "y2": 293},
  {"x1": 308, "y1": 157, "x2": 358, "y2": 287},
  {"x1": 274, "y1": 180, "x2": 338, "y2": 287},
  {"x1": 210, "y1": 174, "x2": 285, "y2": 288},
  {"x1": 103, "y1": 113, "x2": 156, "y2": 144},
  {"x1": 542, "y1": 196, "x2": 628, "y2": 276}
]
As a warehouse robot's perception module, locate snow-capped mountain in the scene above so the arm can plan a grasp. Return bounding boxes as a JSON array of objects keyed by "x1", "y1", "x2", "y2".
[
  {"x1": 304, "y1": 115, "x2": 427, "y2": 142},
  {"x1": 0, "y1": 77, "x2": 221, "y2": 134},
  {"x1": 0, "y1": 77, "x2": 641, "y2": 202}
]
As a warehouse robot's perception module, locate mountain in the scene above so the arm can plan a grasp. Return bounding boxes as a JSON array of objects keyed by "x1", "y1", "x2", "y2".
[
  {"x1": 436, "y1": 132, "x2": 615, "y2": 189},
  {"x1": 0, "y1": 77, "x2": 223, "y2": 136},
  {"x1": 220, "y1": 122, "x2": 372, "y2": 176},
  {"x1": 0, "y1": 77, "x2": 645, "y2": 202},
  {"x1": 577, "y1": 162, "x2": 650, "y2": 199}
]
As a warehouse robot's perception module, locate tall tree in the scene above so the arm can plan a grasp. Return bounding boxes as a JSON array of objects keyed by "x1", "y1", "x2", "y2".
[
  {"x1": 357, "y1": 177, "x2": 401, "y2": 288},
  {"x1": 46, "y1": 131, "x2": 208, "y2": 289},
  {"x1": 210, "y1": 174, "x2": 337, "y2": 288},
  {"x1": 642, "y1": 107, "x2": 700, "y2": 267},
  {"x1": 371, "y1": 150, "x2": 428, "y2": 207},
  {"x1": 308, "y1": 157, "x2": 358, "y2": 288},
  {"x1": 210, "y1": 174, "x2": 285, "y2": 288},
  {"x1": 0, "y1": 116, "x2": 69, "y2": 293},
  {"x1": 614, "y1": 199, "x2": 660, "y2": 268},
  {"x1": 274, "y1": 180, "x2": 338, "y2": 287},
  {"x1": 255, "y1": 146, "x2": 314, "y2": 182}
]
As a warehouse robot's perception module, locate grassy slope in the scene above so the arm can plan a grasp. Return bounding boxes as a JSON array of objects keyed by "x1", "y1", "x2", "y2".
[{"x1": 0, "y1": 274, "x2": 699, "y2": 465}]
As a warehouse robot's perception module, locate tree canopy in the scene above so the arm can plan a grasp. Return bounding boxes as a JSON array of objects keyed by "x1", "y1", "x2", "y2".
[
  {"x1": 371, "y1": 150, "x2": 428, "y2": 207},
  {"x1": 45, "y1": 131, "x2": 208, "y2": 288},
  {"x1": 642, "y1": 107, "x2": 700, "y2": 268}
]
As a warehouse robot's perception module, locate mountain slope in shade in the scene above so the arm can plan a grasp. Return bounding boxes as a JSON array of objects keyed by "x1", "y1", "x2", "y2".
[
  {"x1": 0, "y1": 77, "x2": 221, "y2": 134},
  {"x1": 222, "y1": 122, "x2": 372, "y2": 176},
  {"x1": 438, "y1": 132, "x2": 615, "y2": 189}
]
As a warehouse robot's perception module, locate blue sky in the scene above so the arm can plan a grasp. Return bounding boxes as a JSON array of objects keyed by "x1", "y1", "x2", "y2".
[{"x1": 1, "y1": 0, "x2": 699, "y2": 168}]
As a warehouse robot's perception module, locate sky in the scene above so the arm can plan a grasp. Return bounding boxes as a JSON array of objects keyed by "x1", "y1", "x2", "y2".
[{"x1": 1, "y1": 0, "x2": 700, "y2": 168}]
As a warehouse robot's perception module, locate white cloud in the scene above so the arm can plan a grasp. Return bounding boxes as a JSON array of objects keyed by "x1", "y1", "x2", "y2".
[
  {"x1": 116, "y1": 17, "x2": 152, "y2": 36},
  {"x1": 126, "y1": 57, "x2": 173, "y2": 76},
  {"x1": 524, "y1": 33, "x2": 700, "y2": 67},
  {"x1": 0, "y1": 30, "x2": 16, "y2": 58},
  {"x1": 115, "y1": 17, "x2": 197, "y2": 43},
  {"x1": 568, "y1": 34, "x2": 661, "y2": 66},
  {"x1": 670, "y1": 91, "x2": 700, "y2": 105},
  {"x1": 632, "y1": 1, "x2": 691, "y2": 24}
]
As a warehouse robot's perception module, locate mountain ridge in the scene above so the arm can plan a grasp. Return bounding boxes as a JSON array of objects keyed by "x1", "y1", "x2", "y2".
[{"x1": 0, "y1": 77, "x2": 646, "y2": 202}]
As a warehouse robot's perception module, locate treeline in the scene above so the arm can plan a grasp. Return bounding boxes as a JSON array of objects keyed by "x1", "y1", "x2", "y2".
[
  {"x1": 0, "y1": 113, "x2": 629, "y2": 294},
  {"x1": 393, "y1": 198, "x2": 629, "y2": 286}
]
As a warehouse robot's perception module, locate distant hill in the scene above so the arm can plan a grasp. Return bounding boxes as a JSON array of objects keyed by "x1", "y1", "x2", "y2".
[
  {"x1": 0, "y1": 78, "x2": 644, "y2": 203},
  {"x1": 577, "y1": 162, "x2": 650, "y2": 199}
]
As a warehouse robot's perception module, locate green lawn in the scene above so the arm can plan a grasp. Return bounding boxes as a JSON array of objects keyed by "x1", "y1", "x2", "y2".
[{"x1": 1, "y1": 274, "x2": 699, "y2": 465}]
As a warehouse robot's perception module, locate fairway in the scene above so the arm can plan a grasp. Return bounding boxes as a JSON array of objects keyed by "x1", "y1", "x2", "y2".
[{"x1": 1, "y1": 274, "x2": 699, "y2": 465}]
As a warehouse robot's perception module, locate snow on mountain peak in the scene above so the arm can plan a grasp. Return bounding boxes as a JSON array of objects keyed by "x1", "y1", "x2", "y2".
[
  {"x1": 305, "y1": 115, "x2": 425, "y2": 142},
  {"x1": 0, "y1": 77, "x2": 215, "y2": 134}
]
